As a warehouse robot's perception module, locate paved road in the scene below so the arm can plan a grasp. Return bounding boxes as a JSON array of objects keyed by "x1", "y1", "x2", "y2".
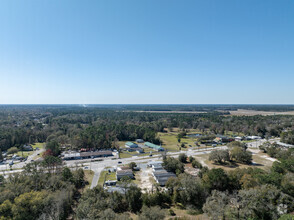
[
  {"x1": 90, "y1": 166, "x2": 104, "y2": 189},
  {"x1": 1, "y1": 139, "x2": 277, "y2": 187},
  {"x1": 0, "y1": 147, "x2": 45, "y2": 172}
]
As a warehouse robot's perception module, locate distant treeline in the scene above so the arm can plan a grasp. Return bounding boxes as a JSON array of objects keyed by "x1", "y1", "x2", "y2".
[
  {"x1": 1, "y1": 104, "x2": 294, "y2": 112},
  {"x1": 0, "y1": 106, "x2": 294, "y2": 151}
]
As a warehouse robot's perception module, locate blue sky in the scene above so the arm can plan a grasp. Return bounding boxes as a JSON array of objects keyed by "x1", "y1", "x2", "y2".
[{"x1": 0, "y1": 0, "x2": 293, "y2": 104}]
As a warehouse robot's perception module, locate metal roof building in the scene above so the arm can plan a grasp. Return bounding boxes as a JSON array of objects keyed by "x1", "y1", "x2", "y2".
[
  {"x1": 144, "y1": 142, "x2": 164, "y2": 151},
  {"x1": 152, "y1": 170, "x2": 176, "y2": 186},
  {"x1": 125, "y1": 142, "x2": 138, "y2": 148},
  {"x1": 116, "y1": 169, "x2": 134, "y2": 181}
]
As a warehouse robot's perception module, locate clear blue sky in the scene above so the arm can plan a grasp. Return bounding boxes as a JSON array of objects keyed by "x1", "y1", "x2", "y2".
[{"x1": 0, "y1": 0, "x2": 293, "y2": 104}]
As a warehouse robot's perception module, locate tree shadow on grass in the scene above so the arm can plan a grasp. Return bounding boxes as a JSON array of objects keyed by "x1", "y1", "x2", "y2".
[
  {"x1": 212, "y1": 161, "x2": 264, "y2": 168},
  {"x1": 250, "y1": 162, "x2": 264, "y2": 167},
  {"x1": 211, "y1": 161, "x2": 240, "y2": 168}
]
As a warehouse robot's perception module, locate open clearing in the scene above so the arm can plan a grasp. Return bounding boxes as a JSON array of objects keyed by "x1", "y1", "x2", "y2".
[
  {"x1": 83, "y1": 170, "x2": 94, "y2": 190},
  {"x1": 229, "y1": 109, "x2": 294, "y2": 116},
  {"x1": 131, "y1": 110, "x2": 207, "y2": 114},
  {"x1": 17, "y1": 142, "x2": 45, "y2": 157},
  {"x1": 98, "y1": 170, "x2": 116, "y2": 186},
  {"x1": 158, "y1": 131, "x2": 199, "y2": 151},
  {"x1": 194, "y1": 150, "x2": 274, "y2": 171},
  {"x1": 138, "y1": 168, "x2": 153, "y2": 192}
]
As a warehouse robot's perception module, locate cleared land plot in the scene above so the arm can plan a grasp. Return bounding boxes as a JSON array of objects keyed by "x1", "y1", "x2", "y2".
[
  {"x1": 83, "y1": 170, "x2": 94, "y2": 189},
  {"x1": 230, "y1": 109, "x2": 294, "y2": 116},
  {"x1": 158, "y1": 131, "x2": 212, "y2": 152},
  {"x1": 158, "y1": 132, "x2": 195, "y2": 151},
  {"x1": 194, "y1": 152, "x2": 274, "y2": 171},
  {"x1": 170, "y1": 208, "x2": 209, "y2": 220},
  {"x1": 137, "y1": 168, "x2": 153, "y2": 192},
  {"x1": 132, "y1": 111, "x2": 207, "y2": 114},
  {"x1": 17, "y1": 142, "x2": 45, "y2": 157}
]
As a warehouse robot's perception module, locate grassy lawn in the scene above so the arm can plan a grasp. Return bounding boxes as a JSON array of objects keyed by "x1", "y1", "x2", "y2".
[
  {"x1": 32, "y1": 142, "x2": 45, "y2": 149},
  {"x1": 158, "y1": 131, "x2": 199, "y2": 152},
  {"x1": 98, "y1": 171, "x2": 117, "y2": 186},
  {"x1": 132, "y1": 171, "x2": 141, "y2": 185},
  {"x1": 83, "y1": 170, "x2": 94, "y2": 189},
  {"x1": 252, "y1": 154, "x2": 274, "y2": 171},
  {"x1": 119, "y1": 152, "x2": 132, "y2": 158},
  {"x1": 17, "y1": 142, "x2": 45, "y2": 157},
  {"x1": 17, "y1": 151, "x2": 33, "y2": 157},
  {"x1": 194, "y1": 152, "x2": 273, "y2": 172}
]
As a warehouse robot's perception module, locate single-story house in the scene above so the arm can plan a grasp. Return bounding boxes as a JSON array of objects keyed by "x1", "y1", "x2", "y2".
[
  {"x1": 125, "y1": 142, "x2": 138, "y2": 148},
  {"x1": 105, "y1": 180, "x2": 117, "y2": 186},
  {"x1": 136, "y1": 139, "x2": 144, "y2": 143},
  {"x1": 152, "y1": 163, "x2": 164, "y2": 172},
  {"x1": 127, "y1": 147, "x2": 144, "y2": 153},
  {"x1": 144, "y1": 142, "x2": 164, "y2": 151},
  {"x1": 117, "y1": 166, "x2": 130, "y2": 171},
  {"x1": 235, "y1": 136, "x2": 243, "y2": 141},
  {"x1": 23, "y1": 145, "x2": 33, "y2": 151},
  {"x1": 147, "y1": 161, "x2": 163, "y2": 167},
  {"x1": 116, "y1": 169, "x2": 134, "y2": 181},
  {"x1": 152, "y1": 169, "x2": 176, "y2": 186},
  {"x1": 136, "y1": 148, "x2": 144, "y2": 153}
]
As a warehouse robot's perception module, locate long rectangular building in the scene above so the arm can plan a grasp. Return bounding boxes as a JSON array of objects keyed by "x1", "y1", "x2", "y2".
[
  {"x1": 152, "y1": 169, "x2": 176, "y2": 186},
  {"x1": 144, "y1": 142, "x2": 164, "y2": 151},
  {"x1": 63, "y1": 151, "x2": 113, "y2": 160}
]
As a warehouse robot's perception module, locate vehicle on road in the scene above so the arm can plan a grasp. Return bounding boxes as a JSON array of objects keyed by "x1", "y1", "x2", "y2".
[{"x1": 118, "y1": 161, "x2": 122, "y2": 164}]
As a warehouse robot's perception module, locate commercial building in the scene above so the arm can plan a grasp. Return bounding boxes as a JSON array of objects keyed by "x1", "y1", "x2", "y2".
[
  {"x1": 144, "y1": 142, "x2": 164, "y2": 151},
  {"x1": 125, "y1": 142, "x2": 138, "y2": 148},
  {"x1": 63, "y1": 151, "x2": 114, "y2": 160}
]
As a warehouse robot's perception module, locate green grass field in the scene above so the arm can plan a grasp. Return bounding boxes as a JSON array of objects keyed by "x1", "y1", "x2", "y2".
[
  {"x1": 98, "y1": 171, "x2": 117, "y2": 186},
  {"x1": 83, "y1": 170, "x2": 94, "y2": 189},
  {"x1": 32, "y1": 142, "x2": 45, "y2": 149},
  {"x1": 17, "y1": 142, "x2": 45, "y2": 157},
  {"x1": 195, "y1": 152, "x2": 274, "y2": 172},
  {"x1": 158, "y1": 132, "x2": 199, "y2": 151}
]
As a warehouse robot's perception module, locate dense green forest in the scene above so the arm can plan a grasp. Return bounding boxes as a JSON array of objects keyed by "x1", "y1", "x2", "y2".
[
  {"x1": 0, "y1": 105, "x2": 294, "y2": 151},
  {"x1": 0, "y1": 105, "x2": 294, "y2": 219},
  {"x1": 1, "y1": 145, "x2": 293, "y2": 219},
  {"x1": 0, "y1": 159, "x2": 85, "y2": 220}
]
